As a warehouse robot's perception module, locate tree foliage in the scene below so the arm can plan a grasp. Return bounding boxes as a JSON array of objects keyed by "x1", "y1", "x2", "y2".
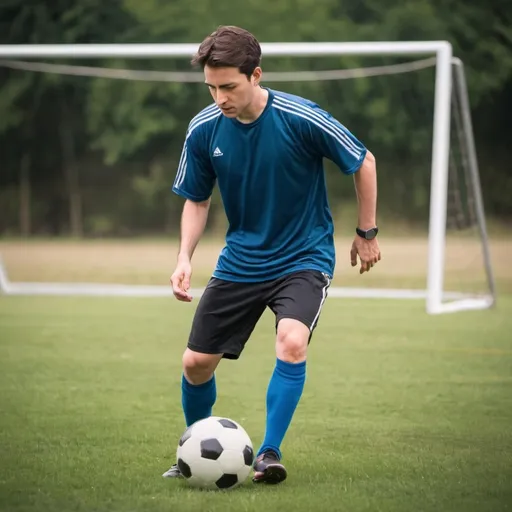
[{"x1": 0, "y1": 0, "x2": 510, "y2": 235}]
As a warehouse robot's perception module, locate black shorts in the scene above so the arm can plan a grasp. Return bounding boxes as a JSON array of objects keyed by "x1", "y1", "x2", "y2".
[{"x1": 187, "y1": 270, "x2": 331, "y2": 360}]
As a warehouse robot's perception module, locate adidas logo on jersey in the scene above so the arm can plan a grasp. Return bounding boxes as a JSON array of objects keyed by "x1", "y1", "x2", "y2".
[{"x1": 213, "y1": 147, "x2": 223, "y2": 157}]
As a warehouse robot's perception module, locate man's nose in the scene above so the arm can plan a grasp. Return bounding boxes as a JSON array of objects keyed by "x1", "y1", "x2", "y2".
[{"x1": 216, "y1": 91, "x2": 227, "y2": 105}]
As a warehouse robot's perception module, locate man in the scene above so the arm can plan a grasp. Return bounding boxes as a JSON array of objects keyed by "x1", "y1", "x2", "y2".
[{"x1": 163, "y1": 25, "x2": 381, "y2": 484}]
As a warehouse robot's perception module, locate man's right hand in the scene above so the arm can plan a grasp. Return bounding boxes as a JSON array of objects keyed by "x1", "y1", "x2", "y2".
[{"x1": 170, "y1": 258, "x2": 193, "y2": 302}]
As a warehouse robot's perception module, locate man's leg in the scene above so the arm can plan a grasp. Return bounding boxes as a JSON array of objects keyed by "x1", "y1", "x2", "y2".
[
  {"x1": 258, "y1": 318, "x2": 309, "y2": 457},
  {"x1": 164, "y1": 277, "x2": 266, "y2": 478},
  {"x1": 162, "y1": 350, "x2": 222, "y2": 479},
  {"x1": 253, "y1": 270, "x2": 330, "y2": 484},
  {"x1": 180, "y1": 278, "x2": 265, "y2": 427},
  {"x1": 181, "y1": 349, "x2": 223, "y2": 427},
  {"x1": 252, "y1": 319, "x2": 308, "y2": 483}
]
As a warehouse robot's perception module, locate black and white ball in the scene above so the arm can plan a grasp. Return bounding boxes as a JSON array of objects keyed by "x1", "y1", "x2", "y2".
[{"x1": 176, "y1": 416, "x2": 254, "y2": 490}]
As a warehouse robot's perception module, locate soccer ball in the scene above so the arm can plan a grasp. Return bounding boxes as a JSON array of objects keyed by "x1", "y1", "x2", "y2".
[{"x1": 176, "y1": 416, "x2": 254, "y2": 490}]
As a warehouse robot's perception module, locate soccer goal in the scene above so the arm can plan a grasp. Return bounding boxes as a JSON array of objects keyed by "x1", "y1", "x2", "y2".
[{"x1": 0, "y1": 41, "x2": 496, "y2": 314}]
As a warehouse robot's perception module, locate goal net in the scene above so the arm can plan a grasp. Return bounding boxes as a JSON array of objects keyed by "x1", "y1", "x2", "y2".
[{"x1": 0, "y1": 42, "x2": 496, "y2": 314}]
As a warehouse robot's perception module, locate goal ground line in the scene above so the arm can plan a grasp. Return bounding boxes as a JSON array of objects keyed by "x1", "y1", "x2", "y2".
[{"x1": 0, "y1": 256, "x2": 469, "y2": 301}]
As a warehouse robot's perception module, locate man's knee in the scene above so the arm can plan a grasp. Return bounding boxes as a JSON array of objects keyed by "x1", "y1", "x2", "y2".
[
  {"x1": 182, "y1": 348, "x2": 222, "y2": 384},
  {"x1": 276, "y1": 319, "x2": 310, "y2": 363}
]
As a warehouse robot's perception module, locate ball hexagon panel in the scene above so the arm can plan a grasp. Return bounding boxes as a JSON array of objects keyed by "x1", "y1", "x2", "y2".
[
  {"x1": 217, "y1": 418, "x2": 238, "y2": 429},
  {"x1": 216, "y1": 425, "x2": 253, "y2": 453},
  {"x1": 200, "y1": 438, "x2": 224, "y2": 460},
  {"x1": 190, "y1": 417, "x2": 225, "y2": 440},
  {"x1": 243, "y1": 445, "x2": 254, "y2": 466},
  {"x1": 236, "y1": 463, "x2": 252, "y2": 484},
  {"x1": 177, "y1": 458, "x2": 192, "y2": 478},
  {"x1": 217, "y1": 448, "x2": 245, "y2": 474},
  {"x1": 185, "y1": 457, "x2": 224, "y2": 488},
  {"x1": 215, "y1": 473, "x2": 239, "y2": 489}
]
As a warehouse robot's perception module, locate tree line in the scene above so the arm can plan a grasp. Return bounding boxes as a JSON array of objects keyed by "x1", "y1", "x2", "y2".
[{"x1": 0, "y1": 0, "x2": 510, "y2": 236}]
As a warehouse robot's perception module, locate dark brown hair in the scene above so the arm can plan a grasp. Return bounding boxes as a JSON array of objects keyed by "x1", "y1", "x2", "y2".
[{"x1": 191, "y1": 26, "x2": 261, "y2": 79}]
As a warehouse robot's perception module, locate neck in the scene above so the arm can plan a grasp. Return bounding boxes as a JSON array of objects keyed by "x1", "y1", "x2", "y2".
[{"x1": 237, "y1": 87, "x2": 269, "y2": 124}]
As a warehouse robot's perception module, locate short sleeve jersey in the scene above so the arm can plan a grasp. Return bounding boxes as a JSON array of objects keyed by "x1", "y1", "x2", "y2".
[{"x1": 172, "y1": 88, "x2": 367, "y2": 282}]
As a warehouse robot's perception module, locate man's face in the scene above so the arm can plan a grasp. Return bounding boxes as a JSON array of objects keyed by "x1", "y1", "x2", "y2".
[{"x1": 204, "y1": 65, "x2": 259, "y2": 118}]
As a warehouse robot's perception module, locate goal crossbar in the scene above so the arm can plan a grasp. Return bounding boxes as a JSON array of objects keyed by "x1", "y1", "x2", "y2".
[
  {"x1": 0, "y1": 41, "x2": 451, "y2": 59},
  {"x1": 0, "y1": 40, "x2": 494, "y2": 314}
]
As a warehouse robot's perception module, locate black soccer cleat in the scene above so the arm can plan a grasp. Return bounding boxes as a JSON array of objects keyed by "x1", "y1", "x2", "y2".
[
  {"x1": 162, "y1": 463, "x2": 182, "y2": 478},
  {"x1": 252, "y1": 450, "x2": 287, "y2": 484}
]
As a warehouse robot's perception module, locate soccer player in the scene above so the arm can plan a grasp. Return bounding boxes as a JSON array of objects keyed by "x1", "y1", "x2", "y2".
[{"x1": 163, "y1": 25, "x2": 381, "y2": 484}]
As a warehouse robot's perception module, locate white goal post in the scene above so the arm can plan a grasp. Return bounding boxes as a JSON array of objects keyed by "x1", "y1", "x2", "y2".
[{"x1": 0, "y1": 41, "x2": 496, "y2": 314}]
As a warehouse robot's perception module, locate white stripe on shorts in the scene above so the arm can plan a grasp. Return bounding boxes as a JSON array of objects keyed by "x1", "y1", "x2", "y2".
[{"x1": 310, "y1": 274, "x2": 331, "y2": 330}]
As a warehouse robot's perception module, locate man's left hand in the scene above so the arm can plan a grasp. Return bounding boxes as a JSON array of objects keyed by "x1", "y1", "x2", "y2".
[{"x1": 350, "y1": 237, "x2": 381, "y2": 274}]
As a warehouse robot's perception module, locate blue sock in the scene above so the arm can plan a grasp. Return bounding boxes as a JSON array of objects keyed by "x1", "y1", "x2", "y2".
[
  {"x1": 181, "y1": 374, "x2": 216, "y2": 427},
  {"x1": 257, "y1": 358, "x2": 306, "y2": 459}
]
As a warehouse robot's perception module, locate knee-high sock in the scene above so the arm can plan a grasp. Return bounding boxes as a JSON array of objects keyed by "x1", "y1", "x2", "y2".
[
  {"x1": 181, "y1": 374, "x2": 216, "y2": 427},
  {"x1": 257, "y1": 358, "x2": 306, "y2": 459}
]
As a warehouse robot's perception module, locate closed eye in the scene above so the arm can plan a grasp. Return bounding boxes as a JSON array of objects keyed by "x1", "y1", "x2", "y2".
[{"x1": 206, "y1": 84, "x2": 236, "y2": 91}]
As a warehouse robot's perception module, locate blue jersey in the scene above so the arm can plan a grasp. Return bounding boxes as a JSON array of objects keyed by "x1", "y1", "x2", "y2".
[{"x1": 172, "y1": 88, "x2": 367, "y2": 282}]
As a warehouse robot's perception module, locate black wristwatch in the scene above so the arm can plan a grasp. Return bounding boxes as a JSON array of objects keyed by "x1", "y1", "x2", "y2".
[{"x1": 356, "y1": 226, "x2": 379, "y2": 240}]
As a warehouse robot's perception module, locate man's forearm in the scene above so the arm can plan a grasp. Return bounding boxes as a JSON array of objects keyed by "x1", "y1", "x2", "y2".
[
  {"x1": 178, "y1": 198, "x2": 211, "y2": 261},
  {"x1": 353, "y1": 151, "x2": 377, "y2": 229}
]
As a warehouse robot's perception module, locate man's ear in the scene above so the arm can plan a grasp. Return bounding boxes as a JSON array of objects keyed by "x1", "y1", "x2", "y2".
[{"x1": 252, "y1": 67, "x2": 263, "y2": 86}]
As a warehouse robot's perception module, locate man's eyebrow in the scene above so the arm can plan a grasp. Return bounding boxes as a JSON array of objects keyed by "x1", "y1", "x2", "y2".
[{"x1": 205, "y1": 82, "x2": 236, "y2": 88}]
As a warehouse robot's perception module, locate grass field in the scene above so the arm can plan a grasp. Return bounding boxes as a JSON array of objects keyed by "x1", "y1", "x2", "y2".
[{"x1": 0, "y1": 238, "x2": 511, "y2": 511}]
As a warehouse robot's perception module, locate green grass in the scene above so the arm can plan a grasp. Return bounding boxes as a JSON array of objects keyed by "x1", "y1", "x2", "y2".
[{"x1": 1, "y1": 295, "x2": 511, "y2": 512}]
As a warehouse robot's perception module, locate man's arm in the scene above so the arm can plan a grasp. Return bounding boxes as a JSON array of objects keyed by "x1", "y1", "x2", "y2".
[
  {"x1": 170, "y1": 117, "x2": 216, "y2": 300},
  {"x1": 351, "y1": 151, "x2": 381, "y2": 274},
  {"x1": 171, "y1": 198, "x2": 211, "y2": 302},
  {"x1": 296, "y1": 104, "x2": 380, "y2": 273},
  {"x1": 177, "y1": 198, "x2": 211, "y2": 262},
  {"x1": 353, "y1": 151, "x2": 377, "y2": 230}
]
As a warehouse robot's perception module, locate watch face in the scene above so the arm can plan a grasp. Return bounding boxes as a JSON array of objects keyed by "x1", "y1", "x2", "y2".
[{"x1": 357, "y1": 227, "x2": 378, "y2": 239}]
